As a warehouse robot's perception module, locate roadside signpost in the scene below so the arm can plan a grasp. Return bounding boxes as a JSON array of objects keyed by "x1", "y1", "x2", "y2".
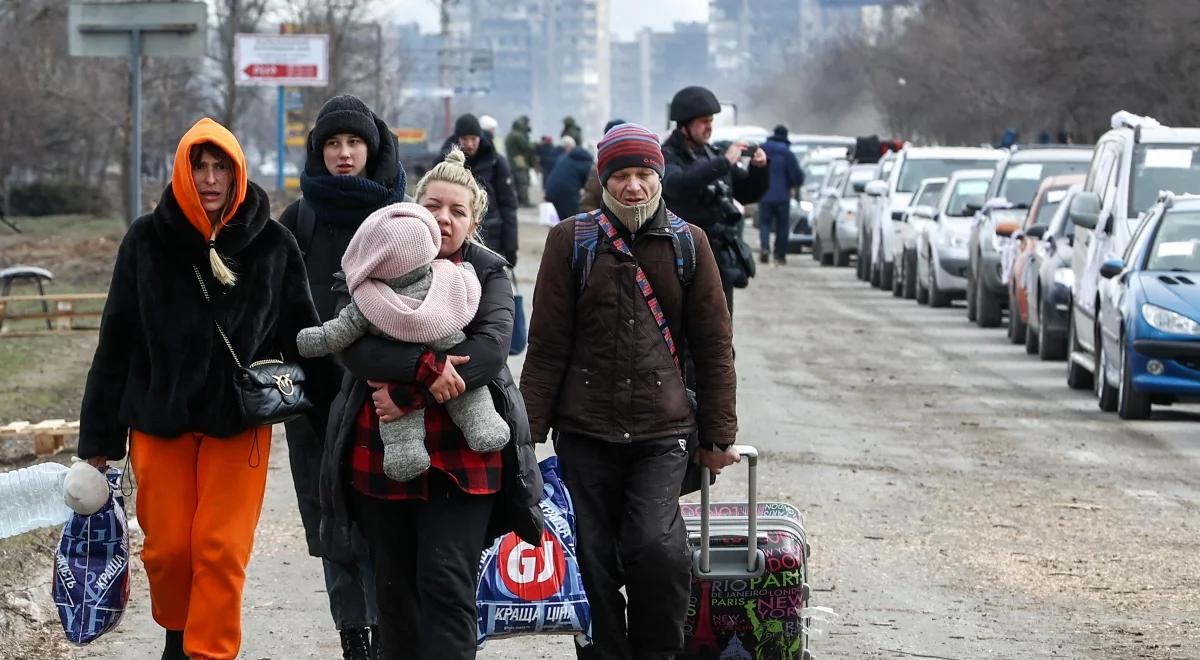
[
  {"x1": 69, "y1": 2, "x2": 207, "y2": 223},
  {"x1": 235, "y1": 33, "x2": 329, "y2": 191}
]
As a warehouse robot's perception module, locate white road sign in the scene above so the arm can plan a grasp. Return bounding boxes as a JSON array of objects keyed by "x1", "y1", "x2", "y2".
[{"x1": 235, "y1": 33, "x2": 329, "y2": 87}]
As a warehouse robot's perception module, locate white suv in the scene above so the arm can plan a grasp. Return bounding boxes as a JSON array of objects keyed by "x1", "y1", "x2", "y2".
[{"x1": 1066, "y1": 111, "x2": 1200, "y2": 390}]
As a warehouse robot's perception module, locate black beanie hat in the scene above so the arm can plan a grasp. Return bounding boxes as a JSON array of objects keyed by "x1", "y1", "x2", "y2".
[
  {"x1": 773, "y1": 125, "x2": 789, "y2": 140},
  {"x1": 454, "y1": 113, "x2": 483, "y2": 138},
  {"x1": 603, "y1": 118, "x2": 627, "y2": 135},
  {"x1": 311, "y1": 95, "x2": 380, "y2": 156}
]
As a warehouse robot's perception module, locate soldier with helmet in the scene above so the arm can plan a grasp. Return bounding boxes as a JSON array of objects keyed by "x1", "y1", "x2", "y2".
[{"x1": 661, "y1": 86, "x2": 770, "y2": 315}]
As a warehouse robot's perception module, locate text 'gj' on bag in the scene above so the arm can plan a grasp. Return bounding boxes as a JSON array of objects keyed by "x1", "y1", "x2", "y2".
[{"x1": 192, "y1": 265, "x2": 312, "y2": 426}]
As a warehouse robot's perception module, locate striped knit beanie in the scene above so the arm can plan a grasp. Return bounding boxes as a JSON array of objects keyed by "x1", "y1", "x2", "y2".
[{"x1": 596, "y1": 123, "x2": 665, "y2": 185}]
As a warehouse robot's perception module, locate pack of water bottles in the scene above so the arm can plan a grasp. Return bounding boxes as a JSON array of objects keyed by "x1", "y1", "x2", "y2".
[
  {"x1": 475, "y1": 456, "x2": 591, "y2": 646},
  {"x1": 53, "y1": 467, "x2": 130, "y2": 645}
]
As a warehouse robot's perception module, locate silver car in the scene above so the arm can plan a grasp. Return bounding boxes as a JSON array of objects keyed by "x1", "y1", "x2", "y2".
[
  {"x1": 915, "y1": 170, "x2": 995, "y2": 307},
  {"x1": 893, "y1": 177, "x2": 947, "y2": 298},
  {"x1": 813, "y1": 160, "x2": 875, "y2": 266}
]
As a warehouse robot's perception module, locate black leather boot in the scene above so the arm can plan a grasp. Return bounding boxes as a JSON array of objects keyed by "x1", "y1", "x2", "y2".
[
  {"x1": 339, "y1": 627, "x2": 372, "y2": 660},
  {"x1": 370, "y1": 624, "x2": 384, "y2": 660},
  {"x1": 161, "y1": 629, "x2": 187, "y2": 660}
]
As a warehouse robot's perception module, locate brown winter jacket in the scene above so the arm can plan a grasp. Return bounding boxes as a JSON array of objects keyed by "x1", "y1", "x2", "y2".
[
  {"x1": 520, "y1": 202, "x2": 737, "y2": 448},
  {"x1": 579, "y1": 165, "x2": 603, "y2": 213}
]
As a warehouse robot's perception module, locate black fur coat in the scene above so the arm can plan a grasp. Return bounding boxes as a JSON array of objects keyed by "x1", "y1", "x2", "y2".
[{"x1": 78, "y1": 181, "x2": 337, "y2": 460}]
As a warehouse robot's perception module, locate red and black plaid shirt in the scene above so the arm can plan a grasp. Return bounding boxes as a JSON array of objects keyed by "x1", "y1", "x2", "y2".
[{"x1": 349, "y1": 336, "x2": 504, "y2": 501}]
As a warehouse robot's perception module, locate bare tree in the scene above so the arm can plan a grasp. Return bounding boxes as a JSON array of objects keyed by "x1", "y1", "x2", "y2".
[{"x1": 211, "y1": 0, "x2": 274, "y2": 132}]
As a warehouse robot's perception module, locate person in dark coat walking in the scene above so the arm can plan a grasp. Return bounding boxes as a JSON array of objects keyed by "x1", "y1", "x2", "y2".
[
  {"x1": 78, "y1": 118, "x2": 339, "y2": 660},
  {"x1": 521, "y1": 123, "x2": 741, "y2": 659},
  {"x1": 318, "y1": 150, "x2": 543, "y2": 659},
  {"x1": 439, "y1": 114, "x2": 520, "y2": 266},
  {"x1": 543, "y1": 138, "x2": 594, "y2": 220},
  {"x1": 759, "y1": 124, "x2": 803, "y2": 266},
  {"x1": 661, "y1": 86, "x2": 769, "y2": 314},
  {"x1": 504, "y1": 115, "x2": 535, "y2": 207},
  {"x1": 535, "y1": 135, "x2": 564, "y2": 182},
  {"x1": 277, "y1": 94, "x2": 407, "y2": 660}
]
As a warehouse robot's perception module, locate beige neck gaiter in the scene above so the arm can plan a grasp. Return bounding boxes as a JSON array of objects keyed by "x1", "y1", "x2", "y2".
[{"x1": 602, "y1": 186, "x2": 663, "y2": 235}]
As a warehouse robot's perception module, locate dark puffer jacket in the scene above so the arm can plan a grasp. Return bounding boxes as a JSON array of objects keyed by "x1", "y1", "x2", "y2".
[
  {"x1": 78, "y1": 182, "x2": 338, "y2": 460},
  {"x1": 543, "y1": 146, "x2": 595, "y2": 219},
  {"x1": 438, "y1": 135, "x2": 520, "y2": 265},
  {"x1": 661, "y1": 128, "x2": 770, "y2": 236},
  {"x1": 520, "y1": 203, "x2": 737, "y2": 449},
  {"x1": 318, "y1": 243, "x2": 544, "y2": 563}
]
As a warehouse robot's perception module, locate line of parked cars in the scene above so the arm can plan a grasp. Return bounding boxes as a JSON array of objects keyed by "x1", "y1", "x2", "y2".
[{"x1": 809, "y1": 111, "x2": 1200, "y2": 419}]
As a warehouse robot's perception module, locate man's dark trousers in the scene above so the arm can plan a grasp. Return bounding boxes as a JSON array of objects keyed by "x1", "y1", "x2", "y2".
[
  {"x1": 557, "y1": 433, "x2": 692, "y2": 660},
  {"x1": 758, "y1": 201, "x2": 791, "y2": 263}
]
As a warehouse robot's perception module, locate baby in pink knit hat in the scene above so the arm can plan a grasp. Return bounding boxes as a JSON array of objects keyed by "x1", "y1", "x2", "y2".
[{"x1": 297, "y1": 202, "x2": 508, "y2": 482}]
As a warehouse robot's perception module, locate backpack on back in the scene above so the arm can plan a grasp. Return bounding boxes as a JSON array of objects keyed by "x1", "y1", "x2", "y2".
[{"x1": 569, "y1": 209, "x2": 697, "y2": 294}]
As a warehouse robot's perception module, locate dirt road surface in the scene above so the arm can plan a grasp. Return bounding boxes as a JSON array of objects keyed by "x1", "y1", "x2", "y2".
[{"x1": 4, "y1": 210, "x2": 1199, "y2": 659}]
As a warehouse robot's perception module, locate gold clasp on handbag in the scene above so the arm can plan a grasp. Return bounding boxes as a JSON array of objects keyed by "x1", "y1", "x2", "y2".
[{"x1": 273, "y1": 374, "x2": 295, "y2": 396}]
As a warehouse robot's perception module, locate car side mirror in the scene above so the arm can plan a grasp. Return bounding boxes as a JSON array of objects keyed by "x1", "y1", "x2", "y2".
[
  {"x1": 852, "y1": 181, "x2": 867, "y2": 193},
  {"x1": 995, "y1": 220, "x2": 1020, "y2": 238},
  {"x1": 1025, "y1": 225, "x2": 1048, "y2": 240},
  {"x1": 892, "y1": 209, "x2": 907, "y2": 222},
  {"x1": 1099, "y1": 258, "x2": 1125, "y2": 279},
  {"x1": 865, "y1": 180, "x2": 889, "y2": 197},
  {"x1": 964, "y1": 202, "x2": 982, "y2": 216},
  {"x1": 1069, "y1": 191, "x2": 1102, "y2": 230},
  {"x1": 912, "y1": 205, "x2": 935, "y2": 219}
]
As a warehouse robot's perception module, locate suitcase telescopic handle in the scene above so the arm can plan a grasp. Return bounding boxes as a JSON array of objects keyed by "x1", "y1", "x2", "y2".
[{"x1": 699, "y1": 444, "x2": 759, "y2": 575}]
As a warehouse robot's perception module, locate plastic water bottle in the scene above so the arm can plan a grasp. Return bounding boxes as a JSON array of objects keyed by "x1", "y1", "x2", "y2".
[{"x1": 0, "y1": 462, "x2": 71, "y2": 539}]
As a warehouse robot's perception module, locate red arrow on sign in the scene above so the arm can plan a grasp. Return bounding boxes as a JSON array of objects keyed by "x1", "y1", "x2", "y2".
[{"x1": 243, "y1": 64, "x2": 318, "y2": 78}]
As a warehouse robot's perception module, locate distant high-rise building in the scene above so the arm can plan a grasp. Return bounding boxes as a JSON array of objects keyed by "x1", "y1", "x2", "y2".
[{"x1": 609, "y1": 22, "x2": 709, "y2": 131}]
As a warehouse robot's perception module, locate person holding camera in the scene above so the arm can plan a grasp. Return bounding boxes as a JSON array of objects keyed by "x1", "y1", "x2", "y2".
[{"x1": 661, "y1": 86, "x2": 769, "y2": 315}]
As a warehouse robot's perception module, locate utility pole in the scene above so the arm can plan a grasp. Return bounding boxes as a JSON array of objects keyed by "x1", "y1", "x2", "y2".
[{"x1": 438, "y1": 0, "x2": 456, "y2": 137}]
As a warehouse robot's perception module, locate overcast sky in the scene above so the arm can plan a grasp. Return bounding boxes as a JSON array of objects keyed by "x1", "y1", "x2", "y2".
[{"x1": 401, "y1": 0, "x2": 708, "y2": 39}]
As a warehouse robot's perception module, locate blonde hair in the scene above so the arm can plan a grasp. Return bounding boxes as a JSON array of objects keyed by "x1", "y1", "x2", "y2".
[{"x1": 416, "y1": 147, "x2": 489, "y2": 228}]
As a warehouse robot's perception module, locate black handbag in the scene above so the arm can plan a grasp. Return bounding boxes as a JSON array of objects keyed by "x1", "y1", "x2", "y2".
[{"x1": 192, "y1": 265, "x2": 312, "y2": 426}]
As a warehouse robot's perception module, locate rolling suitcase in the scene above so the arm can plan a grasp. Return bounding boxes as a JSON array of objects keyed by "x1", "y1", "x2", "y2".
[{"x1": 681, "y1": 446, "x2": 813, "y2": 660}]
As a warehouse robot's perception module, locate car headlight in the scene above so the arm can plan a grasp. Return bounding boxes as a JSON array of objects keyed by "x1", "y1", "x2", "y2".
[
  {"x1": 800, "y1": 200, "x2": 814, "y2": 214},
  {"x1": 1053, "y1": 268, "x2": 1074, "y2": 289},
  {"x1": 1142, "y1": 303, "x2": 1200, "y2": 336}
]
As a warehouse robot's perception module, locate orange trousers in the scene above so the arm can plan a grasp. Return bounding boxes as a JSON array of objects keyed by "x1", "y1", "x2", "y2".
[{"x1": 130, "y1": 426, "x2": 271, "y2": 660}]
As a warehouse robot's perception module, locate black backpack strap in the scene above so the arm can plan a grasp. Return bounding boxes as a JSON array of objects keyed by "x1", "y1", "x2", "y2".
[
  {"x1": 666, "y1": 209, "x2": 697, "y2": 288},
  {"x1": 296, "y1": 199, "x2": 317, "y2": 259}
]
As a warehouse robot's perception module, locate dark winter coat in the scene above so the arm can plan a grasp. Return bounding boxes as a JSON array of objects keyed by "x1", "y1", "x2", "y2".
[
  {"x1": 504, "y1": 119, "x2": 535, "y2": 172},
  {"x1": 78, "y1": 182, "x2": 339, "y2": 461},
  {"x1": 278, "y1": 112, "x2": 406, "y2": 556},
  {"x1": 520, "y1": 203, "x2": 737, "y2": 450},
  {"x1": 661, "y1": 128, "x2": 770, "y2": 239},
  {"x1": 762, "y1": 135, "x2": 803, "y2": 204},
  {"x1": 561, "y1": 117, "x2": 583, "y2": 145},
  {"x1": 535, "y1": 143, "x2": 564, "y2": 179},
  {"x1": 579, "y1": 165, "x2": 603, "y2": 213},
  {"x1": 438, "y1": 135, "x2": 519, "y2": 265},
  {"x1": 543, "y1": 146, "x2": 594, "y2": 220},
  {"x1": 318, "y1": 243, "x2": 544, "y2": 563}
]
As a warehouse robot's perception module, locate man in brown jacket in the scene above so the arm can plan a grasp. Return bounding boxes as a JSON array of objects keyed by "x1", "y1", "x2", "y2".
[{"x1": 521, "y1": 123, "x2": 739, "y2": 659}]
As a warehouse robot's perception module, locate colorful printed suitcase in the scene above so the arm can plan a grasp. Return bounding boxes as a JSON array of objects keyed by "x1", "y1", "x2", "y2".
[{"x1": 680, "y1": 446, "x2": 813, "y2": 660}]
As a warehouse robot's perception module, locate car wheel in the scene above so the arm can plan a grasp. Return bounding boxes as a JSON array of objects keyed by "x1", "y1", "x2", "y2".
[
  {"x1": 834, "y1": 234, "x2": 850, "y2": 267},
  {"x1": 1117, "y1": 340, "x2": 1152, "y2": 419},
  {"x1": 902, "y1": 250, "x2": 916, "y2": 299},
  {"x1": 1039, "y1": 296, "x2": 1068, "y2": 361},
  {"x1": 819, "y1": 236, "x2": 834, "y2": 266},
  {"x1": 857, "y1": 236, "x2": 869, "y2": 280},
  {"x1": 811, "y1": 233, "x2": 821, "y2": 261},
  {"x1": 976, "y1": 274, "x2": 1002, "y2": 328},
  {"x1": 880, "y1": 261, "x2": 894, "y2": 290},
  {"x1": 870, "y1": 259, "x2": 882, "y2": 287},
  {"x1": 1025, "y1": 316, "x2": 1040, "y2": 354},
  {"x1": 891, "y1": 257, "x2": 904, "y2": 297},
  {"x1": 929, "y1": 268, "x2": 950, "y2": 308},
  {"x1": 1008, "y1": 290, "x2": 1026, "y2": 344},
  {"x1": 966, "y1": 261, "x2": 978, "y2": 321},
  {"x1": 1066, "y1": 320, "x2": 1093, "y2": 389},
  {"x1": 1097, "y1": 338, "x2": 1118, "y2": 412}
]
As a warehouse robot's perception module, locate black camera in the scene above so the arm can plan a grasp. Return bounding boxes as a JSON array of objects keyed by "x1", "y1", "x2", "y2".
[
  {"x1": 705, "y1": 179, "x2": 742, "y2": 224},
  {"x1": 741, "y1": 142, "x2": 758, "y2": 157}
]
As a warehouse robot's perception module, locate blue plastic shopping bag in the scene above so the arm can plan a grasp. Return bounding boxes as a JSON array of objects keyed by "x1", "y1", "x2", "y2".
[
  {"x1": 53, "y1": 468, "x2": 130, "y2": 645},
  {"x1": 476, "y1": 456, "x2": 591, "y2": 645}
]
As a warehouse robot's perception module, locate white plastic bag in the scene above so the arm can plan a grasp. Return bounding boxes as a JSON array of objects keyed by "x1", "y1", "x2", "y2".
[{"x1": 538, "y1": 202, "x2": 560, "y2": 227}]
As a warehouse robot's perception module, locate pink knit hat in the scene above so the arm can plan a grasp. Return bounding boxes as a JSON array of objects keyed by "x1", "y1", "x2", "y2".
[{"x1": 343, "y1": 202, "x2": 441, "y2": 292}]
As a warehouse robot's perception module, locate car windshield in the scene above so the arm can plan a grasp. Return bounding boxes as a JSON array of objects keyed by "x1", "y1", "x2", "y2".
[
  {"x1": 1145, "y1": 210, "x2": 1200, "y2": 272},
  {"x1": 805, "y1": 163, "x2": 829, "y2": 183},
  {"x1": 1130, "y1": 145, "x2": 1200, "y2": 216},
  {"x1": 998, "y1": 160, "x2": 1088, "y2": 206},
  {"x1": 946, "y1": 179, "x2": 990, "y2": 216},
  {"x1": 915, "y1": 182, "x2": 945, "y2": 207},
  {"x1": 897, "y1": 158, "x2": 999, "y2": 193},
  {"x1": 1030, "y1": 187, "x2": 1070, "y2": 227}
]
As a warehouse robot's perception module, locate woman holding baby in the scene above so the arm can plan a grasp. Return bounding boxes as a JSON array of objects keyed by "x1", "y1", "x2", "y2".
[{"x1": 315, "y1": 147, "x2": 544, "y2": 660}]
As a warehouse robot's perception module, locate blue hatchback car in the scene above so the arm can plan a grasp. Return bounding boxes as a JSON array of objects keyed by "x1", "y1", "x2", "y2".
[{"x1": 1096, "y1": 192, "x2": 1200, "y2": 418}]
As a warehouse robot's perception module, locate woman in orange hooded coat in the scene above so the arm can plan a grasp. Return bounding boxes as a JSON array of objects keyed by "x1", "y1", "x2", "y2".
[{"x1": 77, "y1": 118, "x2": 336, "y2": 660}]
